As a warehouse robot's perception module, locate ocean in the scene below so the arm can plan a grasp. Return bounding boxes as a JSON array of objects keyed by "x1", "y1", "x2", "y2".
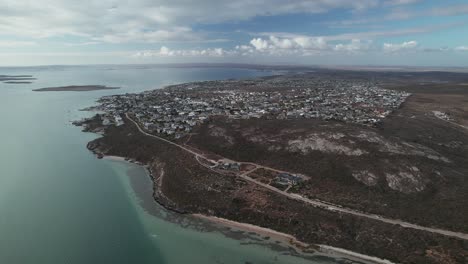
[{"x1": 0, "y1": 65, "x2": 363, "y2": 264}]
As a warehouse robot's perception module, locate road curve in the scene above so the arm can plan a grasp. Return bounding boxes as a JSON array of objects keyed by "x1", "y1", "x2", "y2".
[{"x1": 125, "y1": 113, "x2": 468, "y2": 241}]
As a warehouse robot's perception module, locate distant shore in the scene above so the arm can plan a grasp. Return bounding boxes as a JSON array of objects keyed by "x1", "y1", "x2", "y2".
[
  {"x1": 33, "y1": 85, "x2": 119, "y2": 92},
  {"x1": 0, "y1": 74, "x2": 36, "y2": 84},
  {"x1": 4, "y1": 81, "x2": 33, "y2": 84}
]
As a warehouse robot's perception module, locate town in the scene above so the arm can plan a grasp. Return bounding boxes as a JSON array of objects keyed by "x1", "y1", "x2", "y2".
[{"x1": 93, "y1": 76, "x2": 411, "y2": 139}]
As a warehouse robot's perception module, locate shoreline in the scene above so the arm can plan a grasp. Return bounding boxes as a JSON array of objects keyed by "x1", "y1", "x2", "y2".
[
  {"x1": 193, "y1": 214, "x2": 396, "y2": 264},
  {"x1": 192, "y1": 213, "x2": 310, "y2": 250},
  {"x1": 71, "y1": 70, "x2": 468, "y2": 263},
  {"x1": 318, "y1": 245, "x2": 396, "y2": 264},
  {"x1": 102, "y1": 155, "x2": 128, "y2": 162},
  {"x1": 102, "y1": 153, "x2": 396, "y2": 264},
  {"x1": 33, "y1": 85, "x2": 120, "y2": 92}
]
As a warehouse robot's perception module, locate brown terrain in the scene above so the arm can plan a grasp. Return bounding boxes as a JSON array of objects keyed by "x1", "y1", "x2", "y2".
[{"x1": 76, "y1": 70, "x2": 468, "y2": 264}]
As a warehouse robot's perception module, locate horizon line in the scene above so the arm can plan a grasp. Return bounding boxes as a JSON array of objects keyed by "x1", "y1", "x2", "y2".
[{"x1": 1, "y1": 62, "x2": 468, "y2": 73}]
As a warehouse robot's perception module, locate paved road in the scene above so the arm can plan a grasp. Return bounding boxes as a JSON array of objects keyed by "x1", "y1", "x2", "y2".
[{"x1": 125, "y1": 113, "x2": 468, "y2": 241}]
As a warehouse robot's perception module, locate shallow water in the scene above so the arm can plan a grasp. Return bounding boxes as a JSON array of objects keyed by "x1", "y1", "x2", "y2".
[{"x1": 0, "y1": 65, "x2": 363, "y2": 264}]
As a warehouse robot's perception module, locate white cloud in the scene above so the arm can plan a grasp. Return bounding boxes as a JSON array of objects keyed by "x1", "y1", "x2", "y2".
[
  {"x1": 94, "y1": 27, "x2": 206, "y2": 43},
  {"x1": 422, "y1": 47, "x2": 450, "y2": 53},
  {"x1": 331, "y1": 4, "x2": 468, "y2": 28},
  {"x1": 383, "y1": 41, "x2": 418, "y2": 53},
  {"x1": 249, "y1": 36, "x2": 330, "y2": 54},
  {"x1": 294, "y1": 37, "x2": 328, "y2": 50},
  {"x1": 250, "y1": 38, "x2": 270, "y2": 51},
  {"x1": 269, "y1": 36, "x2": 295, "y2": 49},
  {"x1": 136, "y1": 36, "x2": 377, "y2": 58},
  {"x1": 64, "y1": 41, "x2": 100, "y2": 46},
  {"x1": 0, "y1": 41, "x2": 36, "y2": 47},
  {"x1": 334, "y1": 39, "x2": 372, "y2": 53},
  {"x1": 430, "y1": 4, "x2": 468, "y2": 17},
  {"x1": 384, "y1": 0, "x2": 420, "y2": 6},
  {"x1": 134, "y1": 46, "x2": 230, "y2": 57},
  {"x1": 257, "y1": 23, "x2": 447, "y2": 42},
  {"x1": 455, "y1": 46, "x2": 468, "y2": 51},
  {"x1": 0, "y1": 0, "x2": 380, "y2": 44}
]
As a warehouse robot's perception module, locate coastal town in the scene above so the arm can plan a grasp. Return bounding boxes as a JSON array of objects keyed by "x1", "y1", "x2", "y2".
[
  {"x1": 76, "y1": 72, "x2": 468, "y2": 264},
  {"x1": 92, "y1": 76, "x2": 410, "y2": 139}
]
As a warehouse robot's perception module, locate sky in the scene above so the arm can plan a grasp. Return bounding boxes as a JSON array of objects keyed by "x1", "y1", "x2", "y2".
[{"x1": 1, "y1": 0, "x2": 468, "y2": 66}]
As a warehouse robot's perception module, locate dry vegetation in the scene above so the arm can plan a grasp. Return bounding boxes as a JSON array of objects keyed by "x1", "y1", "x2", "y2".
[{"x1": 77, "y1": 70, "x2": 468, "y2": 263}]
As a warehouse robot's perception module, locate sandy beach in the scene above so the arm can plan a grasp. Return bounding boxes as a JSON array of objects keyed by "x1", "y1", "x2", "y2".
[
  {"x1": 318, "y1": 245, "x2": 396, "y2": 264},
  {"x1": 193, "y1": 214, "x2": 396, "y2": 264},
  {"x1": 102, "y1": 155, "x2": 128, "y2": 162},
  {"x1": 193, "y1": 213, "x2": 307, "y2": 246}
]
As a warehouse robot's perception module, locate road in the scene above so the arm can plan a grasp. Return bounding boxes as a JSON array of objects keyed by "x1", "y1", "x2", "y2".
[
  {"x1": 125, "y1": 113, "x2": 468, "y2": 241},
  {"x1": 433, "y1": 113, "x2": 468, "y2": 132}
]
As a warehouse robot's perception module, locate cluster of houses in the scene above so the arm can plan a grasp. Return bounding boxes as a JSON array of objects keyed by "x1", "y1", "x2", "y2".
[
  {"x1": 216, "y1": 161, "x2": 241, "y2": 171},
  {"x1": 274, "y1": 173, "x2": 304, "y2": 187},
  {"x1": 94, "y1": 76, "x2": 410, "y2": 139}
]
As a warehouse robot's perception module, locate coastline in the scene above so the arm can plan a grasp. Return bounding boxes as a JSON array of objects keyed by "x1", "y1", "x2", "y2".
[
  {"x1": 69, "y1": 70, "x2": 468, "y2": 264},
  {"x1": 192, "y1": 213, "x2": 308, "y2": 247},
  {"x1": 102, "y1": 153, "x2": 396, "y2": 264},
  {"x1": 33, "y1": 85, "x2": 120, "y2": 92},
  {"x1": 318, "y1": 245, "x2": 396, "y2": 264},
  {"x1": 193, "y1": 214, "x2": 396, "y2": 264},
  {"x1": 102, "y1": 155, "x2": 128, "y2": 162}
]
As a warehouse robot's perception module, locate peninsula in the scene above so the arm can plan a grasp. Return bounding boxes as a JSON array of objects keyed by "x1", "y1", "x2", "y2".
[
  {"x1": 76, "y1": 70, "x2": 468, "y2": 264},
  {"x1": 33, "y1": 85, "x2": 120, "y2": 92}
]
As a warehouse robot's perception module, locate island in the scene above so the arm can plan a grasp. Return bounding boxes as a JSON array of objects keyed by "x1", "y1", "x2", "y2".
[
  {"x1": 4, "y1": 81, "x2": 33, "y2": 84},
  {"x1": 0, "y1": 74, "x2": 36, "y2": 84},
  {"x1": 75, "y1": 70, "x2": 468, "y2": 264},
  {"x1": 33, "y1": 85, "x2": 120, "y2": 92}
]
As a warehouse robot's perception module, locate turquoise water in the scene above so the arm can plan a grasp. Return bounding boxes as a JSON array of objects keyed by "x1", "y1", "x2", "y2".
[{"x1": 0, "y1": 65, "x2": 358, "y2": 264}]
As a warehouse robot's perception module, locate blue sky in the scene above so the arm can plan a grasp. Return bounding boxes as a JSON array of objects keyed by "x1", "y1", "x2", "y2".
[{"x1": 1, "y1": 0, "x2": 468, "y2": 66}]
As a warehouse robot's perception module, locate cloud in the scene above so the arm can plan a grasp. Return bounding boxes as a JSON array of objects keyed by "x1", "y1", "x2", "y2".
[
  {"x1": 132, "y1": 37, "x2": 468, "y2": 62},
  {"x1": 64, "y1": 41, "x2": 101, "y2": 46},
  {"x1": 250, "y1": 38, "x2": 270, "y2": 51},
  {"x1": 242, "y1": 36, "x2": 333, "y2": 57},
  {"x1": 422, "y1": 47, "x2": 450, "y2": 53},
  {"x1": 294, "y1": 37, "x2": 328, "y2": 50},
  {"x1": 93, "y1": 27, "x2": 207, "y2": 43},
  {"x1": 257, "y1": 21, "x2": 461, "y2": 43},
  {"x1": 383, "y1": 40, "x2": 418, "y2": 53},
  {"x1": 331, "y1": 3, "x2": 468, "y2": 28},
  {"x1": 135, "y1": 36, "x2": 377, "y2": 58},
  {"x1": 135, "y1": 37, "x2": 453, "y2": 59},
  {"x1": 250, "y1": 36, "x2": 329, "y2": 52},
  {"x1": 0, "y1": 0, "x2": 380, "y2": 44},
  {"x1": 384, "y1": 0, "x2": 421, "y2": 6},
  {"x1": 430, "y1": 4, "x2": 468, "y2": 17},
  {"x1": 0, "y1": 41, "x2": 36, "y2": 47},
  {"x1": 134, "y1": 46, "x2": 230, "y2": 57},
  {"x1": 334, "y1": 39, "x2": 373, "y2": 53}
]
